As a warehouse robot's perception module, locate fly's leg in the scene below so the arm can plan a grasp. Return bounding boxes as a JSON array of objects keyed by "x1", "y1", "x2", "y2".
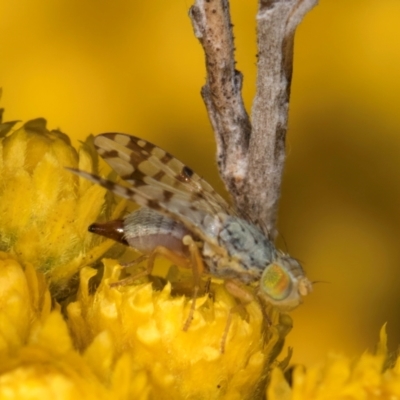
[
  {"x1": 219, "y1": 279, "x2": 270, "y2": 352},
  {"x1": 224, "y1": 278, "x2": 257, "y2": 322},
  {"x1": 182, "y1": 235, "x2": 205, "y2": 331},
  {"x1": 219, "y1": 309, "x2": 233, "y2": 354},
  {"x1": 224, "y1": 279, "x2": 255, "y2": 304},
  {"x1": 109, "y1": 254, "x2": 149, "y2": 288},
  {"x1": 120, "y1": 254, "x2": 149, "y2": 269},
  {"x1": 110, "y1": 247, "x2": 190, "y2": 288},
  {"x1": 109, "y1": 235, "x2": 205, "y2": 332},
  {"x1": 204, "y1": 277, "x2": 212, "y2": 296}
]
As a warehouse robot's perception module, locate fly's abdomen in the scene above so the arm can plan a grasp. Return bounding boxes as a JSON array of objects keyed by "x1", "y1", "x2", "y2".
[{"x1": 123, "y1": 208, "x2": 191, "y2": 256}]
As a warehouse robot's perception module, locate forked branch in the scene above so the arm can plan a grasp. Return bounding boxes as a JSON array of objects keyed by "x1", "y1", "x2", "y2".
[{"x1": 189, "y1": 0, "x2": 317, "y2": 235}]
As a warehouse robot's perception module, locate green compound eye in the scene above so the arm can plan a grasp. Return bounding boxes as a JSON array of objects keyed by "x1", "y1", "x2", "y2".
[{"x1": 260, "y1": 263, "x2": 292, "y2": 301}]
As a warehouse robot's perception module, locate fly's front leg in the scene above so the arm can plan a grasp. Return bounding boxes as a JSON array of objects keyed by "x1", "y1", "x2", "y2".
[
  {"x1": 220, "y1": 279, "x2": 266, "y2": 353},
  {"x1": 224, "y1": 279, "x2": 272, "y2": 323},
  {"x1": 182, "y1": 235, "x2": 205, "y2": 331},
  {"x1": 224, "y1": 279, "x2": 255, "y2": 304}
]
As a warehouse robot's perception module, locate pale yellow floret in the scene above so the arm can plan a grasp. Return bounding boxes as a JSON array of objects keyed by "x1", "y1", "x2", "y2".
[{"x1": 0, "y1": 119, "x2": 127, "y2": 297}]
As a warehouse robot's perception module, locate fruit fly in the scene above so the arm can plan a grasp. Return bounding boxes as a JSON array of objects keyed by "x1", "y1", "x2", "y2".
[{"x1": 68, "y1": 133, "x2": 312, "y2": 328}]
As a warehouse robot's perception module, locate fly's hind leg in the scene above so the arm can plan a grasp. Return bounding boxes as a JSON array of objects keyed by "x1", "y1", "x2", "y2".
[
  {"x1": 110, "y1": 247, "x2": 190, "y2": 288},
  {"x1": 110, "y1": 254, "x2": 149, "y2": 288},
  {"x1": 110, "y1": 235, "x2": 205, "y2": 332},
  {"x1": 182, "y1": 235, "x2": 205, "y2": 331}
]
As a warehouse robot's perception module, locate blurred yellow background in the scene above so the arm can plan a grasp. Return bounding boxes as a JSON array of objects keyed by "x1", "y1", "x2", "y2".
[{"x1": 1, "y1": 0, "x2": 400, "y2": 366}]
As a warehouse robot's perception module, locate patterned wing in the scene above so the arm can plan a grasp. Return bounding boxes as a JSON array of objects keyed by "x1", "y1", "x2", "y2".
[
  {"x1": 67, "y1": 169, "x2": 220, "y2": 246},
  {"x1": 68, "y1": 133, "x2": 234, "y2": 247},
  {"x1": 93, "y1": 133, "x2": 235, "y2": 216}
]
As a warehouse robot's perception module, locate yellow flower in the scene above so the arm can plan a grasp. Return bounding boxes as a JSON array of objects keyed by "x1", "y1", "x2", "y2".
[
  {"x1": 0, "y1": 253, "x2": 109, "y2": 399},
  {"x1": 0, "y1": 253, "x2": 152, "y2": 399},
  {"x1": 3, "y1": 115, "x2": 400, "y2": 399},
  {"x1": 0, "y1": 252, "x2": 50, "y2": 355},
  {"x1": 267, "y1": 325, "x2": 400, "y2": 400},
  {"x1": 0, "y1": 236, "x2": 289, "y2": 399},
  {"x1": 0, "y1": 118, "x2": 126, "y2": 298},
  {"x1": 67, "y1": 260, "x2": 292, "y2": 399},
  {"x1": 0, "y1": 117, "x2": 291, "y2": 399}
]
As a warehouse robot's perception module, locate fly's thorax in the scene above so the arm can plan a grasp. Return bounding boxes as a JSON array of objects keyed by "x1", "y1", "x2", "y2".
[
  {"x1": 217, "y1": 216, "x2": 275, "y2": 274},
  {"x1": 201, "y1": 216, "x2": 277, "y2": 282},
  {"x1": 257, "y1": 254, "x2": 312, "y2": 311}
]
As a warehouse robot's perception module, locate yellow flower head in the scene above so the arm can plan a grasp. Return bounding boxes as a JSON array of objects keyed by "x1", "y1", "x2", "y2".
[
  {"x1": 0, "y1": 223, "x2": 291, "y2": 399},
  {"x1": 4, "y1": 116, "x2": 398, "y2": 400},
  {"x1": 67, "y1": 260, "x2": 292, "y2": 399},
  {"x1": 0, "y1": 252, "x2": 110, "y2": 399},
  {"x1": 0, "y1": 117, "x2": 292, "y2": 399},
  {"x1": 0, "y1": 118, "x2": 126, "y2": 297}
]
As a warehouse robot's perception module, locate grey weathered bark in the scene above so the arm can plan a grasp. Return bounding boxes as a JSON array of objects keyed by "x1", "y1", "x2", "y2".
[{"x1": 189, "y1": 0, "x2": 317, "y2": 236}]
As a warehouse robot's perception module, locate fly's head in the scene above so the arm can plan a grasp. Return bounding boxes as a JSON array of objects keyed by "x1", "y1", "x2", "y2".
[{"x1": 257, "y1": 254, "x2": 312, "y2": 311}]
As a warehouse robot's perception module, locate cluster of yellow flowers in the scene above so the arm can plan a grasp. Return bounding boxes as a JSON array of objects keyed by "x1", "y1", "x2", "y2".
[{"x1": 0, "y1": 115, "x2": 399, "y2": 399}]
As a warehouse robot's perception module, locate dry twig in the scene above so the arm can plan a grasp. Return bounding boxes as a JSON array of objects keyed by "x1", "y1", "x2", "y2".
[{"x1": 189, "y1": 0, "x2": 317, "y2": 235}]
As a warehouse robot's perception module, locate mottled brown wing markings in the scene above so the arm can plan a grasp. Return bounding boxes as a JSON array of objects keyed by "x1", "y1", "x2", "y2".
[
  {"x1": 152, "y1": 170, "x2": 166, "y2": 182},
  {"x1": 94, "y1": 134, "x2": 235, "y2": 216},
  {"x1": 163, "y1": 190, "x2": 174, "y2": 203},
  {"x1": 160, "y1": 152, "x2": 174, "y2": 164},
  {"x1": 70, "y1": 169, "x2": 218, "y2": 247}
]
